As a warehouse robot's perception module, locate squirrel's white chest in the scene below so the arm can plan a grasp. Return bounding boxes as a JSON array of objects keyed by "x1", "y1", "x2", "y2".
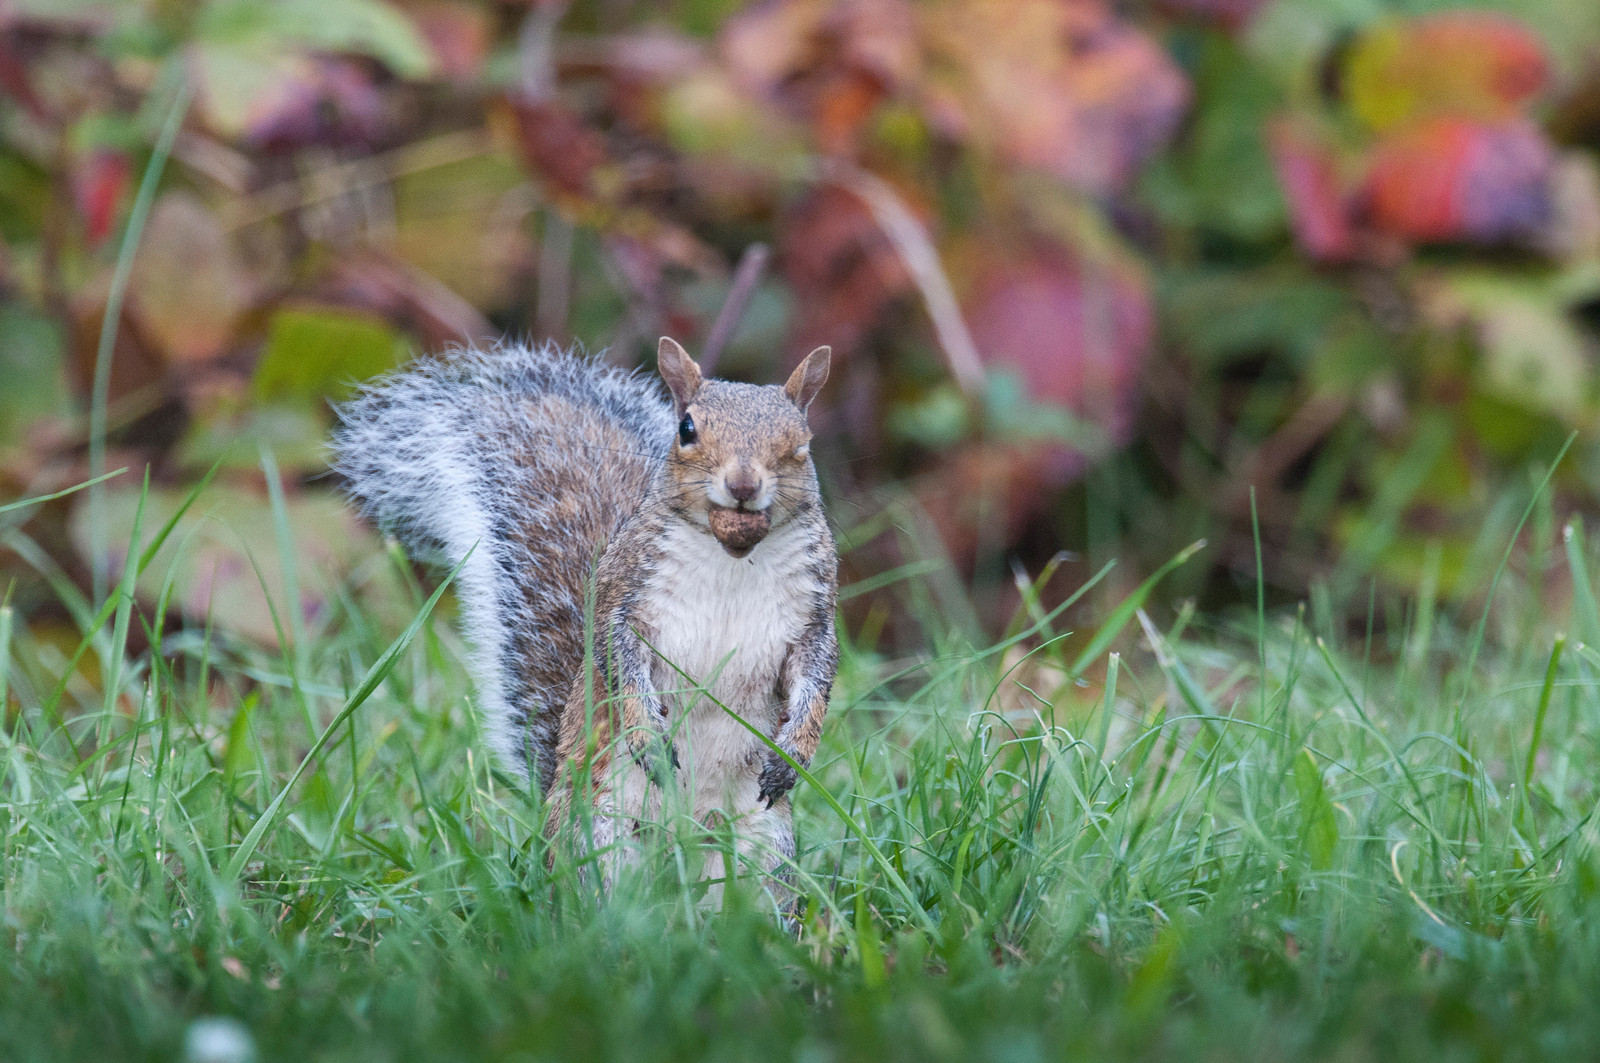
[
  {"x1": 643, "y1": 521, "x2": 811, "y2": 805},
  {"x1": 644, "y1": 520, "x2": 810, "y2": 701}
]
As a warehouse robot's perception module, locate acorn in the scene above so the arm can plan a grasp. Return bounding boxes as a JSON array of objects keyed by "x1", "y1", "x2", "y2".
[{"x1": 708, "y1": 505, "x2": 771, "y2": 558}]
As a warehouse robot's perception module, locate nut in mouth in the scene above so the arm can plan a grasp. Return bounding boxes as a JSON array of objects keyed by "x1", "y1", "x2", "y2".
[{"x1": 707, "y1": 504, "x2": 771, "y2": 557}]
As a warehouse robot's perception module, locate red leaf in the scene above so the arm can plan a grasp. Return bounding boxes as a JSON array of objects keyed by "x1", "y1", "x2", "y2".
[
  {"x1": 0, "y1": 31, "x2": 47, "y2": 120},
  {"x1": 721, "y1": 0, "x2": 917, "y2": 154},
  {"x1": 963, "y1": 239, "x2": 1152, "y2": 482},
  {"x1": 1364, "y1": 118, "x2": 1553, "y2": 245},
  {"x1": 777, "y1": 181, "x2": 913, "y2": 357},
  {"x1": 508, "y1": 98, "x2": 611, "y2": 201},
  {"x1": 1267, "y1": 119, "x2": 1354, "y2": 262},
  {"x1": 73, "y1": 150, "x2": 130, "y2": 247}
]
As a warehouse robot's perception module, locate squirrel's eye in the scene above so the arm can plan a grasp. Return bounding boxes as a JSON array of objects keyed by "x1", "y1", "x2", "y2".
[{"x1": 678, "y1": 414, "x2": 697, "y2": 446}]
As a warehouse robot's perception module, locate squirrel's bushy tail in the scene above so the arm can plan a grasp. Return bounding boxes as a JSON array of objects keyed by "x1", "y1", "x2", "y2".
[{"x1": 331, "y1": 342, "x2": 673, "y2": 789}]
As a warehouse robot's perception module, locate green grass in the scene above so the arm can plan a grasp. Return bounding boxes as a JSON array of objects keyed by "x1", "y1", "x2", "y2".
[{"x1": 6, "y1": 473, "x2": 1600, "y2": 1062}]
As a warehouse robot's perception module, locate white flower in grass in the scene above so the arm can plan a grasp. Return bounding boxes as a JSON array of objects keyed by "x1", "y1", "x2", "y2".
[{"x1": 183, "y1": 1016, "x2": 256, "y2": 1063}]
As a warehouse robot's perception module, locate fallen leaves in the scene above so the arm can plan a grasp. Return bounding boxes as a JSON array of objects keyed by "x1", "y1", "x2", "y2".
[
  {"x1": 722, "y1": 0, "x2": 1189, "y2": 194},
  {"x1": 130, "y1": 191, "x2": 253, "y2": 364},
  {"x1": 1364, "y1": 118, "x2": 1553, "y2": 245},
  {"x1": 1344, "y1": 14, "x2": 1548, "y2": 134},
  {"x1": 1266, "y1": 10, "x2": 1580, "y2": 256},
  {"x1": 921, "y1": 0, "x2": 1188, "y2": 195}
]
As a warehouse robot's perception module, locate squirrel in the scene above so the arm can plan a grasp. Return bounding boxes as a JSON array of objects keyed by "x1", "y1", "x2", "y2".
[{"x1": 331, "y1": 336, "x2": 838, "y2": 901}]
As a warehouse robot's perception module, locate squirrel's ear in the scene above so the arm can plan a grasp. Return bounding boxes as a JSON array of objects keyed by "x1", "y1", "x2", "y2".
[
  {"x1": 657, "y1": 336, "x2": 702, "y2": 413},
  {"x1": 784, "y1": 345, "x2": 831, "y2": 411}
]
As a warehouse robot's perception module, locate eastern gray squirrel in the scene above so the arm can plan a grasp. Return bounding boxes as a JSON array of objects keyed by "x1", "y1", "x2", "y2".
[{"x1": 332, "y1": 336, "x2": 838, "y2": 893}]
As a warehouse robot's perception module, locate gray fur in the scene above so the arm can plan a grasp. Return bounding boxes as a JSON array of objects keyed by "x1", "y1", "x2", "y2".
[
  {"x1": 331, "y1": 342, "x2": 674, "y2": 791},
  {"x1": 332, "y1": 340, "x2": 840, "y2": 908}
]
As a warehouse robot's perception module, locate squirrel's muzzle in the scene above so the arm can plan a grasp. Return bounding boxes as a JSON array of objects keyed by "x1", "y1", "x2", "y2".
[{"x1": 708, "y1": 504, "x2": 771, "y2": 558}]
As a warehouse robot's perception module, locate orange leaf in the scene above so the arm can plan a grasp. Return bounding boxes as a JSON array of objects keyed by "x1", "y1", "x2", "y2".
[
  {"x1": 1345, "y1": 13, "x2": 1547, "y2": 133},
  {"x1": 1363, "y1": 117, "x2": 1553, "y2": 245},
  {"x1": 920, "y1": 0, "x2": 1188, "y2": 195},
  {"x1": 721, "y1": 0, "x2": 917, "y2": 153}
]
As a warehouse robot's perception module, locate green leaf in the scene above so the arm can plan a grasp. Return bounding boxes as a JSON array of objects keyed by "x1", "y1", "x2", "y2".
[
  {"x1": 253, "y1": 307, "x2": 406, "y2": 408},
  {"x1": 1443, "y1": 271, "x2": 1595, "y2": 425},
  {"x1": 1141, "y1": 35, "x2": 1286, "y2": 244},
  {"x1": 197, "y1": 0, "x2": 433, "y2": 78},
  {"x1": 223, "y1": 692, "x2": 260, "y2": 787},
  {"x1": 1293, "y1": 749, "x2": 1339, "y2": 871}
]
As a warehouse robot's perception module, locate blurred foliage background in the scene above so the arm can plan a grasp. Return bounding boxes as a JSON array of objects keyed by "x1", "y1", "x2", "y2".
[{"x1": 3, "y1": 0, "x2": 1600, "y2": 651}]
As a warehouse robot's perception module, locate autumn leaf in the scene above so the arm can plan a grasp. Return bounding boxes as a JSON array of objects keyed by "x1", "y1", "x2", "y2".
[
  {"x1": 721, "y1": 0, "x2": 917, "y2": 153},
  {"x1": 777, "y1": 181, "x2": 913, "y2": 358},
  {"x1": 130, "y1": 191, "x2": 253, "y2": 364},
  {"x1": 1345, "y1": 13, "x2": 1547, "y2": 133},
  {"x1": 72, "y1": 148, "x2": 129, "y2": 246},
  {"x1": 961, "y1": 237, "x2": 1151, "y2": 478},
  {"x1": 1266, "y1": 118, "x2": 1354, "y2": 262},
  {"x1": 1364, "y1": 118, "x2": 1553, "y2": 245},
  {"x1": 913, "y1": 232, "x2": 1155, "y2": 560},
  {"x1": 69, "y1": 482, "x2": 391, "y2": 648},
  {"x1": 507, "y1": 95, "x2": 615, "y2": 205},
  {"x1": 919, "y1": 0, "x2": 1188, "y2": 195}
]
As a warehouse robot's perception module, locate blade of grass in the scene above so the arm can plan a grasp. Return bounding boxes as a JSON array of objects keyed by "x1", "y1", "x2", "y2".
[
  {"x1": 88, "y1": 67, "x2": 191, "y2": 603},
  {"x1": 95, "y1": 468, "x2": 150, "y2": 783},
  {"x1": 1068, "y1": 540, "x2": 1206, "y2": 679},
  {"x1": 1252, "y1": 488, "x2": 1267, "y2": 724},
  {"x1": 1452, "y1": 433, "x2": 1575, "y2": 741},
  {"x1": 1522, "y1": 635, "x2": 1565, "y2": 788},
  {"x1": 1562, "y1": 517, "x2": 1600, "y2": 649},
  {"x1": 837, "y1": 560, "x2": 947, "y2": 602},
  {"x1": 222, "y1": 550, "x2": 467, "y2": 882},
  {"x1": 1095, "y1": 652, "x2": 1119, "y2": 757},
  {"x1": 0, "y1": 469, "x2": 128, "y2": 517}
]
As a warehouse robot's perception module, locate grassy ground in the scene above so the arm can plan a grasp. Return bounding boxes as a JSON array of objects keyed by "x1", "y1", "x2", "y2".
[{"x1": 5, "y1": 474, "x2": 1600, "y2": 1062}]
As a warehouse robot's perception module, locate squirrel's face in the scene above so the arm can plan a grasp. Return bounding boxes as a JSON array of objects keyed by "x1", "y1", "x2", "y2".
[{"x1": 657, "y1": 337, "x2": 830, "y2": 558}]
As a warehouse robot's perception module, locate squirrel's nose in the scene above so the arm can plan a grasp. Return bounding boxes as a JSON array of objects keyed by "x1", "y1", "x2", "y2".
[{"x1": 726, "y1": 470, "x2": 760, "y2": 504}]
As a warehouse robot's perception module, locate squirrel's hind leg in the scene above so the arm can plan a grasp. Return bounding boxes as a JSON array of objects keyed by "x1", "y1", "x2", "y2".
[
  {"x1": 543, "y1": 758, "x2": 655, "y2": 896},
  {"x1": 700, "y1": 798, "x2": 799, "y2": 930}
]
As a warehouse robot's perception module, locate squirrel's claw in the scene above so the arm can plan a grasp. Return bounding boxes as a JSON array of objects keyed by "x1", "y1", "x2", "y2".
[
  {"x1": 628, "y1": 730, "x2": 679, "y2": 786},
  {"x1": 756, "y1": 750, "x2": 800, "y2": 808}
]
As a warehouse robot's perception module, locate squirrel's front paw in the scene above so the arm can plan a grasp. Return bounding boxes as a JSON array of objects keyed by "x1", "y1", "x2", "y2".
[
  {"x1": 756, "y1": 748, "x2": 801, "y2": 808},
  {"x1": 629, "y1": 732, "x2": 679, "y2": 786}
]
